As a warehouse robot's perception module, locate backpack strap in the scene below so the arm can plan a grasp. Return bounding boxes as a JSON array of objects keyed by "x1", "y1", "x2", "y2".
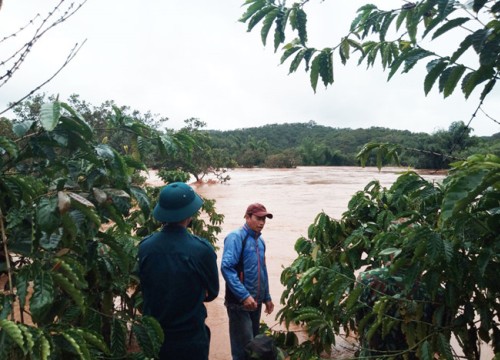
[
  {"x1": 235, "y1": 231, "x2": 251, "y2": 277},
  {"x1": 225, "y1": 231, "x2": 252, "y2": 304}
]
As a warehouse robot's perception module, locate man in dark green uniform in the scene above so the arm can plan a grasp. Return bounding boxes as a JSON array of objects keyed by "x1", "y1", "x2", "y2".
[{"x1": 138, "y1": 182, "x2": 219, "y2": 360}]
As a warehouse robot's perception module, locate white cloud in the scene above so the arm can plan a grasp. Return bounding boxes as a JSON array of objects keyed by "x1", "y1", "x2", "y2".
[{"x1": 0, "y1": 0, "x2": 498, "y2": 136}]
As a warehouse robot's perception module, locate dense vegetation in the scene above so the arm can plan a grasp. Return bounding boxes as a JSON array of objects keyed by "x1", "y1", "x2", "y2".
[
  {"x1": 1, "y1": 0, "x2": 500, "y2": 359},
  {"x1": 239, "y1": 0, "x2": 500, "y2": 359},
  {"x1": 208, "y1": 121, "x2": 499, "y2": 169},
  {"x1": 0, "y1": 98, "x2": 224, "y2": 359}
]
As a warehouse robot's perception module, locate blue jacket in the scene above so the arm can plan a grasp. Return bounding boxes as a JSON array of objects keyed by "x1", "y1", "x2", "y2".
[{"x1": 221, "y1": 224, "x2": 271, "y2": 304}]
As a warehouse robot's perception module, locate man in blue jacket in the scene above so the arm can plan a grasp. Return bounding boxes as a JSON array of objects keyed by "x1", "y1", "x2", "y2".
[
  {"x1": 221, "y1": 203, "x2": 275, "y2": 360},
  {"x1": 138, "y1": 182, "x2": 219, "y2": 360}
]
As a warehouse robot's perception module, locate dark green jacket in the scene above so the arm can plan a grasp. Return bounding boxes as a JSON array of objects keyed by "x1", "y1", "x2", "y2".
[{"x1": 138, "y1": 224, "x2": 219, "y2": 343}]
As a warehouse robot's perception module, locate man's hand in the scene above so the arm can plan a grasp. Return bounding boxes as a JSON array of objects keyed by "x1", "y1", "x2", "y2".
[
  {"x1": 264, "y1": 300, "x2": 274, "y2": 314},
  {"x1": 242, "y1": 296, "x2": 258, "y2": 311}
]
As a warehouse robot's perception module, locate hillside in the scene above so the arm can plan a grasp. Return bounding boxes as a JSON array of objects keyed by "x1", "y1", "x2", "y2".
[{"x1": 207, "y1": 121, "x2": 499, "y2": 169}]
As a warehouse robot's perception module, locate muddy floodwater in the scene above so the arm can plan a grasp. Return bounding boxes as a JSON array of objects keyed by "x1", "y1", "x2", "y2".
[
  {"x1": 148, "y1": 166, "x2": 445, "y2": 359},
  {"x1": 190, "y1": 166, "x2": 446, "y2": 360}
]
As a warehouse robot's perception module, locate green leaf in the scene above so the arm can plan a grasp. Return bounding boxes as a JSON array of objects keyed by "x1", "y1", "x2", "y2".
[
  {"x1": 477, "y1": 247, "x2": 493, "y2": 276},
  {"x1": 344, "y1": 284, "x2": 364, "y2": 310},
  {"x1": 261, "y1": 8, "x2": 279, "y2": 46},
  {"x1": 339, "y1": 38, "x2": 351, "y2": 65},
  {"x1": 437, "y1": 0, "x2": 456, "y2": 19},
  {"x1": 438, "y1": 333, "x2": 454, "y2": 360},
  {"x1": 379, "y1": 13, "x2": 397, "y2": 41},
  {"x1": 68, "y1": 192, "x2": 101, "y2": 227},
  {"x1": 54, "y1": 257, "x2": 88, "y2": 289},
  {"x1": 461, "y1": 66, "x2": 495, "y2": 99},
  {"x1": 432, "y1": 17, "x2": 470, "y2": 39},
  {"x1": 130, "y1": 185, "x2": 151, "y2": 218},
  {"x1": 441, "y1": 168, "x2": 497, "y2": 222},
  {"x1": 280, "y1": 44, "x2": 301, "y2": 64},
  {"x1": 36, "y1": 197, "x2": 59, "y2": 233},
  {"x1": 295, "y1": 8, "x2": 308, "y2": 45},
  {"x1": 59, "y1": 102, "x2": 93, "y2": 139},
  {"x1": 247, "y1": 6, "x2": 274, "y2": 32},
  {"x1": 111, "y1": 317, "x2": 127, "y2": 357},
  {"x1": 403, "y1": 48, "x2": 434, "y2": 73},
  {"x1": 440, "y1": 65, "x2": 466, "y2": 98},
  {"x1": 0, "y1": 136, "x2": 18, "y2": 160},
  {"x1": 450, "y1": 33, "x2": 474, "y2": 62},
  {"x1": 405, "y1": 8, "x2": 419, "y2": 43},
  {"x1": 424, "y1": 59, "x2": 449, "y2": 95},
  {"x1": 289, "y1": 49, "x2": 306, "y2": 74},
  {"x1": 473, "y1": 0, "x2": 488, "y2": 12},
  {"x1": 310, "y1": 54, "x2": 321, "y2": 93},
  {"x1": 240, "y1": 0, "x2": 266, "y2": 23},
  {"x1": 12, "y1": 120, "x2": 34, "y2": 137},
  {"x1": 386, "y1": 49, "x2": 408, "y2": 80},
  {"x1": 318, "y1": 49, "x2": 334, "y2": 88},
  {"x1": 40, "y1": 229, "x2": 63, "y2": 251},
  {"x1": 15, "y1": 268, "x2": 30, "y2": 309},
  {"x1": 52, "y1": 272, "x2": 85, "y2": 309},
  {"x1": 0, "y1": 319, "x2": 25, "y2": 350},
  {"x1": 99, "y1": 235, "x2": 129, "y2": 272},
  {"x1": 40, "y1": 102, "x2": 61, "y2": 131},
  {"x1": 379, "y1": 247, "x2": 402, "y2": 256},
  {"x1": 73, "y1": 328, "x2": 110, "y2": 355},
  {"x1": 396, "y1": 8, "x2": 408, "y2": 31},
  {"x1": 30, "y1": 270, "x2": 55, "y2": 324},
  {"x1": 61, "y1": 331, "x2": 89, "y2": 359},
  {"x1": 419, "y1": 340, "x2": 433, "y2": 360},
  {"x1": 470, "y1": 28, "x2": 490, "y2": 53},
  {"x1": 95, "y1": 143, "x2": 115, "y2": 160},
  {"x1": 479, "y1": 37, "x2": 500, "y2": 66},
  {"x1": 273, "y1": 8, "x2": 286, "y2": 52},
  {"x1": 133, "y1": 317, "x2": 164, "y2": 358},
  {"x1": 480, "y1": 79, "x2": 496, "y2": 101}
]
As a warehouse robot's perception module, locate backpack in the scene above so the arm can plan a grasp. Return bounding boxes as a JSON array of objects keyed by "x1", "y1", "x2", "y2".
[{"x1": 244, "y1": 334, "x2": 278, "y2": 360}]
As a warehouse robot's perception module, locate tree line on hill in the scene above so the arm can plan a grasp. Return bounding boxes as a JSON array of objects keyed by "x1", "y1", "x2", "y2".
[
  {"x1": 207, "y1": 120, "x2": 499, "y2": 169},
  {"x1": 3, "y1": 95, "x2": 498, "y2": 181}
]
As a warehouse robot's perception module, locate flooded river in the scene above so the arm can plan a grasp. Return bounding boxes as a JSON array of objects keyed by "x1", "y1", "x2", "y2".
[{"x1": 185, "y1": 166, "x2": 445, "y2": 360}]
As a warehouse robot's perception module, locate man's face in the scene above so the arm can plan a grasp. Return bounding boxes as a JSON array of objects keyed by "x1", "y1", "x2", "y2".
[{"x1": 246, "y1": 214, "x2": 267, "y2": 233}]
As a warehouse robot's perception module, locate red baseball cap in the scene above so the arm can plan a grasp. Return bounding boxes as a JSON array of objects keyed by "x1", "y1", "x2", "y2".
[{"x1": 245, "y1": 203, "x2": 273, "y2": 219}]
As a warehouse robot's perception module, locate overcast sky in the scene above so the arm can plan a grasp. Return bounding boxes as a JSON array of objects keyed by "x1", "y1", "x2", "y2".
[{"x1": 1, "y1": 0, "x2": 498, "y2": 137}]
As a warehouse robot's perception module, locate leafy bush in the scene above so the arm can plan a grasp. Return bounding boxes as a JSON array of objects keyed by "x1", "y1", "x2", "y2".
[
  {"x1": 0, "y1": 100, "x2": 223, "y2": 359},
  {"x1": 273, "y1": 154, "x2": 499, "y2": 359}
]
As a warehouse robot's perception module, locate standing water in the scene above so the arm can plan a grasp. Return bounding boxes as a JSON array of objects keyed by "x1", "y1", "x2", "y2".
[{"x1": 183, "y1": 166, "x2": 444, "y2": 360}]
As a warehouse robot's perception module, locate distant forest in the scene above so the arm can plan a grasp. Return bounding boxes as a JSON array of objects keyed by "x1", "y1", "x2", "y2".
[{"x1": 207, "y1": 121, "x2": 500, "y2": 169}]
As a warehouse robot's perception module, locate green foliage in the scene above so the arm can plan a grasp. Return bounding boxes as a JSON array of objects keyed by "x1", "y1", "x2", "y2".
[
  {"x1": 158, "y1": 118, "x2": 234, "y2": 183},
  {"x1": 240, "y1": 0, "x2": 500, "y2": 100},
  {"x1": 276, "y1": 156, "x2": 500, "y2": 359},
  {"x1": 237, "y1": 2, "x2": 500, "y2": 358},
  {"x1": 208, "y1": 121, "x2": 497, "y2": 169},
  {"x1": 0, "y1": 97, "x2": 224, "y2": 358}
]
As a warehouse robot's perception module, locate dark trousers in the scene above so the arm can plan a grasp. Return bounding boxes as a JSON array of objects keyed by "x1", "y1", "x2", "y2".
[
  {"x1": 158, "y1": 325, "x2": 211, "y2": 360},
  {"x1": 226, "y1": 302, "x2": 262, "y2": 360}
]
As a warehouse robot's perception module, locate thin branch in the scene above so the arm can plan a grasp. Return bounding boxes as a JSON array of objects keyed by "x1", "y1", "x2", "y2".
[
  {"x1": 0, "y1": 40, "x2": 86, "y2": 116},
  {"x1": 0, "y1": 15, "x2": 40, "y2": 45},
  {"x1": 0, "y1": 0, "x2": 87, "y2": 86},
  {"x1": 479, "y1": 107, "x2": 500, "y2": 126}
]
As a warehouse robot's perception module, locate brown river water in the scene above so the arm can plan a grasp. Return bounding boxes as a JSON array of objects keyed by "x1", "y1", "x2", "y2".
[{"x1": 148, "y1": 166, "x2": 446, "y2": 359}]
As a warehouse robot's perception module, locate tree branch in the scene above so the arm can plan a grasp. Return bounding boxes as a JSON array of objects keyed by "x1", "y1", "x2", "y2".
[{"x1": 0, "y1": 40, "x2": 86, "y2": 116}]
